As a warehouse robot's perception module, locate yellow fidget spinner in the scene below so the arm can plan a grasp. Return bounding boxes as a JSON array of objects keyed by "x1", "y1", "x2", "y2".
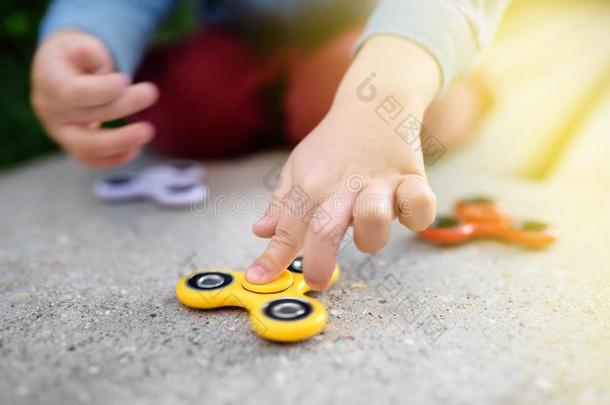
[{"x1": 176, "y1": 257, "x2": 340, "y2": 342}]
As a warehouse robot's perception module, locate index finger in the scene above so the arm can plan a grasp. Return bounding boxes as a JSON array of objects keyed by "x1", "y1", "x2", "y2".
[
  {"x1": 58, "y1": 72, "x2": 130, "y2": 107},
  {"x1": 302, "y1": 191, "x2": 353, "y2": 291}
]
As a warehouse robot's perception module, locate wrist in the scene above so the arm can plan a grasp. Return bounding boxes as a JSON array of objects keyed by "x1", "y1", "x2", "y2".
[
  {"x1": 335, "y1": 35, "x2": 441, "y2": 111},
  {"x1": 329, "y1": 79, "x2": 427, "y2": 138}
]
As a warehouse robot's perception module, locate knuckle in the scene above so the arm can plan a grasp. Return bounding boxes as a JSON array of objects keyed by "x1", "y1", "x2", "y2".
[
  {"x1": 358, "y1": 202, "x2": 392, "y2": 222},
  {"x1": 271, "y1": 226, "x2": 299, "y2": 251},
  {"x1": 299, "y1": 176, "x2": 323, "y2": 195},
  {"x1": 355, "y1": 197, "x2": 392, "y2": 224}
]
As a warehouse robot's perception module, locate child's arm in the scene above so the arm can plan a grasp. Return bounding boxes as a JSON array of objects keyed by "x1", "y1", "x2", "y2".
[
  {"x1": 31, "y1": 0, "x2": 175, "y2": 167},
  {"x1": 248, "y1": 0, "x2": 511, "y2": 290},
  {"x1": 358, "y1": 0, "x2": 511, "y2": 93}
]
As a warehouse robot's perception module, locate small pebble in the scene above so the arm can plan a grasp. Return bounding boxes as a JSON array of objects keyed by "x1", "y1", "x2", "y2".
[
  {"x1": 330, "y1": 309, "x2": 343, "y2": 317},
  {"x1": 59, "y1": 294, "x2": 74, "y2": 302},
  {"x1": 9, "y1": 292, "x2": 30, "y2": 302}
]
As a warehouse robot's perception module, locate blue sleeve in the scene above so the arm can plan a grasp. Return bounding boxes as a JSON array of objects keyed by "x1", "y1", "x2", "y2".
[{"x1": 39, "y1": 0, "x2": 177, "y2": 76}]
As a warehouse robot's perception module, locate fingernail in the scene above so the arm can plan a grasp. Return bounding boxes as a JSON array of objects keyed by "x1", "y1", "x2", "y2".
[{"x1": 246, "y1": 265, "x2": 266, "y2": 282}]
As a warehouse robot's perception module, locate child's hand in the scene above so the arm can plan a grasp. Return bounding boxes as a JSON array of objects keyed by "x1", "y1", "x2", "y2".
[
  {"x1": 31, "y1": 30, "x2": 159, "y2": 168},
  {"x1": 249, "y1": 36, "x2": 442, "y2": 290}
]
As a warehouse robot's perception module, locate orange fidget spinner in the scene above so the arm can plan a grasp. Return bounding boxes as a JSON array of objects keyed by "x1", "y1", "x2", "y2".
[{"x1": 418, "y1": 196, "x2": 557, "y2": 248}]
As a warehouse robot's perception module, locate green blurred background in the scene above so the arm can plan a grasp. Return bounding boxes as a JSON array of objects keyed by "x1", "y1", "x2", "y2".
[{"x1": 0, "y1": 0, "x2": 198, "y2": 170}]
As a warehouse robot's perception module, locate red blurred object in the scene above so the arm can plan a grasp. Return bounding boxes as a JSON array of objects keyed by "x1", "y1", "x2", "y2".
[
  {"x1": 134, "y1": 25, "x2": 362, "y2": 159},
  {"x1": 418, "y1": 197, "x2": 557, "y2": 249},
  {"x1": 134, "y1": 26, "x2": 280, "y2": 158}
]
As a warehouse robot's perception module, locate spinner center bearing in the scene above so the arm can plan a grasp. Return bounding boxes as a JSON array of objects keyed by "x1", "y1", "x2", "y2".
[{"x1": 242, "y1": 269, "x2": 293, "y2": 293}]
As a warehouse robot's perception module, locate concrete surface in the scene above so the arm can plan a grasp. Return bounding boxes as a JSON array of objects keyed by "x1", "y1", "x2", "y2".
[
  {"x1": 3, "y1": 2, "x2": 610, "y2": 403},
  {"x1": 1, "y1": 148, "x2": 609, "y2": 405}
]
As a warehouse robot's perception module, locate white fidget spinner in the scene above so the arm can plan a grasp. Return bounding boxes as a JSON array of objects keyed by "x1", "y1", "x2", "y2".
[{"x1": 93, "y1": 160, "x2": 207, "y2": 207}]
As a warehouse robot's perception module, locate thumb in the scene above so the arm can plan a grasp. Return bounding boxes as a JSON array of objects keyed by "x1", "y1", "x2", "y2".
[{"x1": 68, "y1": 36, "x2": 114, "y2": 74}]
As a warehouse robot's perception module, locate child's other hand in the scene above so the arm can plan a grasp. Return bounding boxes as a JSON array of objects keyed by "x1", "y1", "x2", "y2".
[
  {"x1": 249, "y1": 36, "x2": 442, "y2": 291},
  {"x1": 31, "y1": 30, "x2": 158, "y2": 168}
]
